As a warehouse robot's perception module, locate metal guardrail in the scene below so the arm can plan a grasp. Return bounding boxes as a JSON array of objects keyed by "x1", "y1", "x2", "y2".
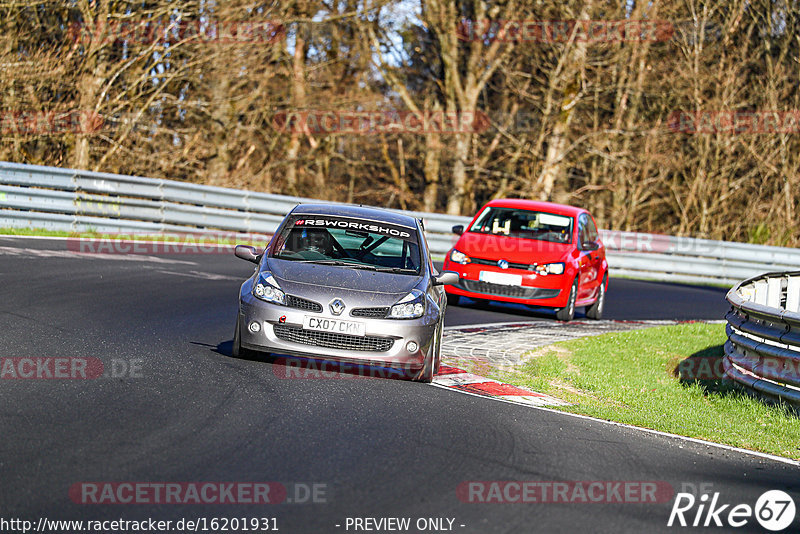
[
  {"x1": 724, "y1": 271, "x2": 800, "y2": 406},
  {"x1": 1, "y1": 160, "x2": 799, "y2": 284}
]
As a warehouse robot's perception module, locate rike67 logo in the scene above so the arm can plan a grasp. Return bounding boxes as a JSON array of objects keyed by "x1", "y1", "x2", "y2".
[{"x1": 668, "y1": 490, "x2": 796, "y2": 531}]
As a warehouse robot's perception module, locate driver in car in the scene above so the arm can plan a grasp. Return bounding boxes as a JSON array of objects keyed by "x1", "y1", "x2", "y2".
[{"x1": 301, "y1": 228, "x2": 334, "y2": 256}]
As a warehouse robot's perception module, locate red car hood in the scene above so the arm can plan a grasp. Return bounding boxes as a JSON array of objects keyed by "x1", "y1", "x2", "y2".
[{"x1": 455, "y1": 232, "x2": 571, "y2": 264}]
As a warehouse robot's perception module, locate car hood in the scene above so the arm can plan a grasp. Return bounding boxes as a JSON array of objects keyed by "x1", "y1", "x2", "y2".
[
  {"x1": 264, "y1": 259, "x2": 421, "y2": 305},
  {"x1": 455, "y1": 232, "x2": 571, "y2": 264}
]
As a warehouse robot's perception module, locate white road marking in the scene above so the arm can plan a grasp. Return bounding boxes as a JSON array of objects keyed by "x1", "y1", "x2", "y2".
[
  {"x1": 431, "y1": 382, "x2": 799, "y2": 466},
  {"x1": 155, "y1": 269, "x2": 241, "y2": 281},
  {"x1": 0, "y1": 245, "x2": 197, "y2": 264}
]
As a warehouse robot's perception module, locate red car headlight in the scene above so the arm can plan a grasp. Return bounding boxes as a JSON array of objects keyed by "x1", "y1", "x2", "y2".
[
  {"x1": 450, "y1": 249, "x2": 471, "y2": 265},
  {"x1": 532, "y1": 262, "x2": 565, "y2": 275}
]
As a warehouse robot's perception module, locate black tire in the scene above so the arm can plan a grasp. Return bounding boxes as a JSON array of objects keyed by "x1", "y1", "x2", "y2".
[
  {"x1": 433, "y1": 322, "x2": 442, "y2": 376},
  {"x1": 231, "y1": 315, "x2": 252, "y2": 359},
  {"x1": 415, "y1": 322, "x2": 442, "y2": 383},
  {"x1": 447, "y1": 293, "x2": 461, "y2": 306},
  {"x1": 585, "y1": 275, "x2": 606, "y2": 320},
  {"x1": 556, "y1": 278, "x2": 578, "y2": 322}
]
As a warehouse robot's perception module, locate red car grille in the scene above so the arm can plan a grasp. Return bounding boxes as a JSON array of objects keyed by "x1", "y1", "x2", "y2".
[
  {"x1": 470, "y1": 257, "x2": 531, "y2": 270},
  {"x1": 459, "y1": 280, "x2": 559, "y2": 299}
]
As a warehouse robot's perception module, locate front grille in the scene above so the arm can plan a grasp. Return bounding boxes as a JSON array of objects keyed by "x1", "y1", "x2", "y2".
[
  {"x1": 351, "y1": 307, "x2": 389, "y2": 318},
  {"x1": 273, "y1": 324, "x2": 395, "y2": 352},
  {"x1": 285, "y1": 295, "x2": 322, "y2": 312},
  {"x1": 460, "y1": 280, "x2": 559, "y2": 299},
  {"x1": 471, "y1": 257, "x2": 530, "y2": 270}
]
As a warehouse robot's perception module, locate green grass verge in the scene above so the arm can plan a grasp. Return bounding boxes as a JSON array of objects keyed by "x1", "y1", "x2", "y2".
[
  {"x1": 497, "y1": 322, "x2": 800, "y2": 460},
  {"x1": 0, "y1": 227, "x2": 77, "y2": 238}
]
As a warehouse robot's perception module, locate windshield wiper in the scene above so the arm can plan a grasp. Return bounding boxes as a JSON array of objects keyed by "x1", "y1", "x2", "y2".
[
  {"x1": 274, "y1": 258, "x2": 382, "y2": 269},
  {"x1": 273, "y1": 257, "x2": 419, "y2": 274},
  {"x1": 371, "y1": 266, "x2": 419, "y2": 274},
  {"x1": 273, "y1": 258, "x2": 352, "y2": 264}
]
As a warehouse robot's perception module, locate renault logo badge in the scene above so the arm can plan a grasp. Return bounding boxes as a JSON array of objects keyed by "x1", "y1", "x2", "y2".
[
  {"x1": 329, "y1": 298, "x2": 345, "y2": 316},
  {"x1": 497, "y1": 259, "x2": 509, "y2": 270}
]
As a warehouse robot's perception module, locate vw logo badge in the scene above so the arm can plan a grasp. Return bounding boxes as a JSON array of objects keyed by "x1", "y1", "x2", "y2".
[
  {"x1": 329, "y1": 298, "x2": 345, "y2": 316},
  {"x1": 497, "y1": 259, "x2": 509, "y2": 270}
]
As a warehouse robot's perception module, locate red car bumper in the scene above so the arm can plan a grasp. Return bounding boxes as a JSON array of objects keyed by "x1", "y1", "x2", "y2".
[{"x1": 443, "y1": 259, "x2": 571, "y2": 308}]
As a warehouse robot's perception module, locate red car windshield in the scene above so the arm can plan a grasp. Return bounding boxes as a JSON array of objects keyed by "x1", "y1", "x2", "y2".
[{"x1": 469, "y1": 207, "x2": 573, "y2": 244}]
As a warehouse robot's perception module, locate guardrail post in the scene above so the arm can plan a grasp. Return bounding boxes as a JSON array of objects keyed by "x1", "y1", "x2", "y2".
[
  {"x1": 767, "y1": 277, "x2": 782, "y2": 309},
  {"x1": 754, "y1": 280, "x2": 768, "y2": 305},
  {"x1": 787, "y1": 276, "x2": 800, "y2": 313}
]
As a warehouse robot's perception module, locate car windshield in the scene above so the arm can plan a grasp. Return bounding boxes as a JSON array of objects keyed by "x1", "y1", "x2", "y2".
[
  {"x1": 469, "y1": 207, "x2": 573, "y2": 244},
  {"x1": 271, "y1": 215, "x2": 422, "y2": 275}
]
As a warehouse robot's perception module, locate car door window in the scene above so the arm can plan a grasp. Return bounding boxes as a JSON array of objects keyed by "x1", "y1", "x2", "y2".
[
  {"x1": 585, "y1": 215, "x2": 598, "y2": 243},
  {"x1": 578, "y1": 214, "x2": 589, "y2": 247}
]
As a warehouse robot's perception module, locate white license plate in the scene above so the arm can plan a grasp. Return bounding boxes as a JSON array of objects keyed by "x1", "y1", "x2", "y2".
[
  {"x1": 302, "y1": 316, "x2": 366, "y2": 337},
  {"x1": 479, "y1": 271, "x2": 523, "y2": 286}
]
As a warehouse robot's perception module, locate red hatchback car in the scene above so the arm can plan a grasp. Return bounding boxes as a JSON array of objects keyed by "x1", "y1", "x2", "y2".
[{"x1": 443, "y1": 199, "x2": 608, "y2": 321}]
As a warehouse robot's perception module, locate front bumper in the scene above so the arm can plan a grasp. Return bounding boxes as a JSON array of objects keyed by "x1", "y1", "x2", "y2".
[
  {"x1": 443, "y1": 259, "x2": 568, "y2": 307},
  {"x1": 239, "y1": 291, "x2": 438, "y2": 369}
]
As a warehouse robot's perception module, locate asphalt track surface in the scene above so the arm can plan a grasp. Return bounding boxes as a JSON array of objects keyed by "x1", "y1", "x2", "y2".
[{"x1": 0, "y1": 237, "x2": 797, "y2": 533}]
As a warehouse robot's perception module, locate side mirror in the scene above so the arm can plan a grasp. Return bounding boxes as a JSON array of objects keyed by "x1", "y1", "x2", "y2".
[
  {"x1": 235, "y1": 244, "x2": 261, "y2": 264},
  {"x1": 434, "y1": 271, "x2": 460, "y2": 286},
  {"x1": 581, "y1": 241, "x2": 600, "y2": 252},
  {"x1": 452, "y1": 225, "x2": 464, "y2": 235}
]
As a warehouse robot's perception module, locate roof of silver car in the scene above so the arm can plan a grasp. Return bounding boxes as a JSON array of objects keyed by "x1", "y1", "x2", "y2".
[{"x1": 290, "y1": 203, "x2": 419, "y2": 228}]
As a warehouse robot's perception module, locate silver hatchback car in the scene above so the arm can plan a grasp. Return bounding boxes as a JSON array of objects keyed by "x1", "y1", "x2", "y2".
[{"x1": 232, "y1": 204, "x2": 458, "y2": 382}]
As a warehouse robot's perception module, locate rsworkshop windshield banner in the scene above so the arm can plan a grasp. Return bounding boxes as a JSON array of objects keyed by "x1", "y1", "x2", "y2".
[{"x1": 290, "y1": 216, "x2": 416, "y2": 241}]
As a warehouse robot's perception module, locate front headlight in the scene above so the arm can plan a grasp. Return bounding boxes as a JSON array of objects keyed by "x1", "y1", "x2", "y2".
[
  {"x1": 389, "y1": 289, "x2": 425, "y2": 319},
  {"x1": 450, "y1": 249, "x2": 471, "y2": 265},
  {"x1": 532, "y1": 262, "x2": 565, "y2": 275},
  {"x1": 253, "y1": 273, "x2": 286, "y2": 305}
]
